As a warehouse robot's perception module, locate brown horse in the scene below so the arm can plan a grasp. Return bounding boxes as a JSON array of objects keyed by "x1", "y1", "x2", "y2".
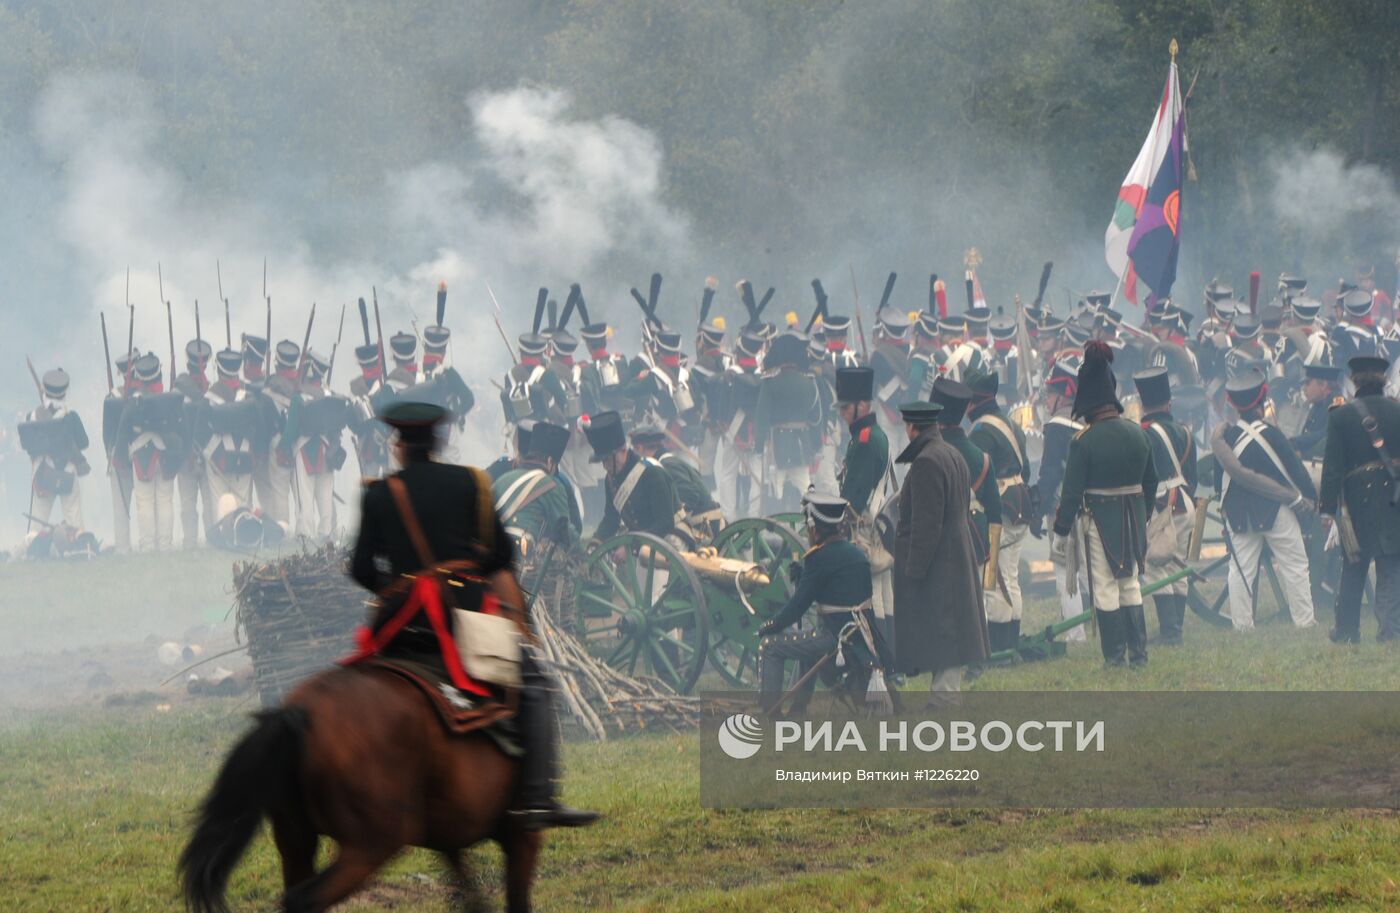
[{"x1": 179, "y1": 666, "x2": 541, "y2": 913}]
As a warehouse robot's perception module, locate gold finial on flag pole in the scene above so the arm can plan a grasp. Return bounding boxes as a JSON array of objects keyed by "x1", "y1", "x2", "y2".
[{"x1": 1170, "y1": 39, "x2": 1179, "y2": 61}]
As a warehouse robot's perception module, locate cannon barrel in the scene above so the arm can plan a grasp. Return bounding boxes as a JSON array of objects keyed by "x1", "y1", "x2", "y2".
[{"x1": 635, "y1": 544, "x2": 771, "y2": 591}]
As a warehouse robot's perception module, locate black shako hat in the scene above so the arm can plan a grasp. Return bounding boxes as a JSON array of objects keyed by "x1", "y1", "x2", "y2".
[
  {"x1": 929, "y1": 377, "x2": 971, "y2": 425},
  {"x1": 965, "y1": 368, "x2": 999, "y2": 398},
  {"x1": 1133, "y1": 366, "x2": 1171, "y2": 409},
  {"x1": 1072, "y1": 341, "x2": 1121, "y2": 419},
  {"x1": 379, "y1": 401, "x2": 448, "y2": 445},
  {"x1": 527, "y1": 421, "x2": 570, "y2": 464},
  {"x1": 765, "y1": 332, "x2": 809, "y2": 368},
  {"x1": 584, "y1": 410, "x2": 627, "y2": 461},
  {"x1": 215, "y1": 349, "x2": 243, "y2": 376},
  {"x1": 898, "y1": 400, "x2": 944, "y2": 426},
  {"x1": 1225, "y1": 370, "x2": 1268, "y2": 412},
  {"x1": 835, "y1": 366, "x2": 874, "y2": 403}
]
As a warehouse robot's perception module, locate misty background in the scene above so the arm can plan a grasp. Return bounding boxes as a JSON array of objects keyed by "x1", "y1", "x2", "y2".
[{"x1": 1, "y1": 0, "x2": 1398, "y2": 544}]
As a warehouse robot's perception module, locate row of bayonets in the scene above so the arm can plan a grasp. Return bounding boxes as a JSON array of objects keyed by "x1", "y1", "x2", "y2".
[
  {"x1": 91, "y1": 260, "x2": 458, "y2": 394},
  {"x1": 82, "y1": 259, "x2": 1059, "y2": 396}
]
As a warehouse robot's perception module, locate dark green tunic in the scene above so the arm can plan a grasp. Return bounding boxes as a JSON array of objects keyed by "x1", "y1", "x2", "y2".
[
  {"x1": 969, "y1": 404, "x2": 1032, "y2": 524},
  {"x1": 752, "y1": 367, "x2": 822, "y2": 465},
  {"x1": 595, "y1": 452, "x2": 678, "y2": 540},
  {"x1": 493, "y1": 464, "x2": 577, "y2": 550},
  {"x1": 839, "y1": 413, "x2": 889, "y2": 515},
  {"x1": 941, "y1": 425, "x2": 1002, "y2": 557},
  {"x1": 765, "y1": 538, "x2": 873, "y2": 633},
  {"x1": 1320, "y1": 392, "x2": 1400, "y2": 558},
  {"x1": 1053, "y1": 416, "x2": 1158, "y2": 578},
  {"x1": 658, "y1": 452, "x2": 719, "y2": 515}
]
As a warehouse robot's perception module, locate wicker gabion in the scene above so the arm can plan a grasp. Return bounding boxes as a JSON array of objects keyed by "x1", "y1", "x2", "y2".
[
  {"x1": 233, "y1": 546, "x2": 731, "y2": 738},
  {"x1": 233, "y1": 545, "x2": 365, "y2": 708}
]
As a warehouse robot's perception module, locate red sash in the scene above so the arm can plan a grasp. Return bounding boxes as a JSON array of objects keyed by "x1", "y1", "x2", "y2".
[{"x1": 341, "y1": 575, "x2": 500, "y2": 697}]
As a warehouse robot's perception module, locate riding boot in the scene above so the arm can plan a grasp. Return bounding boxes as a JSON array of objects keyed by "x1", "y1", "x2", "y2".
[
  {"x1": 1124, "y1": 604, "x2": 1149, "y2": 669},
  {"x1": 511, "y1": 650, "x2": 599, "y2": 831},
  {"x1": 1010, "y1": 618, "x2": 1021, "y2": 651},
  {"x1": 1097, "y1": 609, "x2": 1126, "y2": 668},
  {"x1": 1172, "y1": 596, "x2": 1188, "y2": 642},
  {"x1": 986, "y1": 621, "x2": 1011, "y2": 653}
]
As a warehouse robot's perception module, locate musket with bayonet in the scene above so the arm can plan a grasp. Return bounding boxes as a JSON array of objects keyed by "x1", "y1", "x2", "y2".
[
  {"x1": 160, "y1": 263, "x2": 176, "y2": 377},
  {"x1": 327, "y1": 302, "x2": 346, "y2": 386},
  {"x1": 218, "y1": 259, "x2": 231, "y2": 348},
  {"x1": 100, "y1": 312, "x2": 115, "y2": 393},
  {"x1": 264, "y1": 258, "x2": 272, "y2": 377},
  {"x1": 295, "y1": 302, "x2": 317, "y2": 378},
  {"x1": 485, "y1": 281, "x2": 519, "y2": 366},
  {"x1": 125, "y1": 268, "x2": 136, "y2": 384},
  {"x1": 848, "y1": 265, "x2": 870, "y2": 359},
  {"x1": 372, "y1": 286, "x2": 387, "y2": 380}
]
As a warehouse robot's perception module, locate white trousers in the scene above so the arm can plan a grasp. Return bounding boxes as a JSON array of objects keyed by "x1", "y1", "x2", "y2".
[
  {"x1": 714, "y1": 438, "x2": 763, "y2": 520},
  {"x1": 109, "y1": 469, "x2": 131, "y2": 552},
  {"x1": 1226, "y1": 507, "x2": 1316, "y2": 630},
  {"x1": 32, "y1": 485, "x2": 83, "y2": 529},
  {"x1": 293, "y1": 464, "x2": 335, "y2": 539},
  {"x1": 1084, "y1": 517, "x2": 1141, "y2": 612},
  {"x1": 132, "y1": 473, "x2": 175, "y2": 552},
  {"x1": 255, "y1": 444, "x2": 293, "y2": 528},
  {"x1": 177, "y1": 465, "x2": 214, "y2": 547},
  {"x1": 768, "y1": 464, "x2": 812, "y2": 511},
  {"x1": 984, "y1": 522, "x2": 1029, "y2": 622}
]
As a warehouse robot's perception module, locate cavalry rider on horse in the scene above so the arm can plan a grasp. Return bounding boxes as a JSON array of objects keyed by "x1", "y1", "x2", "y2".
[{"x1": 349, "y1": 401, "x2": 598, "y2": 831}]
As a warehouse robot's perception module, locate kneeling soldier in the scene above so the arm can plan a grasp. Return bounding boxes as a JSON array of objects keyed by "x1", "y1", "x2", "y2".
[{"x1": 757, "y1": 493, "x2": 876, "y2": 713}]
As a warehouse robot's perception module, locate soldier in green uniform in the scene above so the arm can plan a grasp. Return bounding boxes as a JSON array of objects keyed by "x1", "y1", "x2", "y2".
[
  {"x1": 584, "y1": 410, "x2": 678, "y2": 540},
  {"x1": 1320, "y1": 355, "x2": 1400, "y2": 643},
  {"x1": 930, "y1": 378, "x2": 1006, "y2": 648},
  {"x1": 493, "y1": 420, "x2": 578, "y2": 559},
  {"x1": 752, "y1": 332, "x2": 822, "y2": 511},
  {"x1": 757, "y1": 493, "x2": 876, "y2": 712},
  {"x1": 835, "y1": 366, "x2": 894, "y2": 645},
  {"x1": 1291, "y1": 362, "x2": 1344, "y2": 610},
  {"x1": 1051, "y1": 342, "x2": 1158, "y2": 669},
  {"x1": 630, "y1": 425, "x2": 724, "y2": 540},
  {"x1": 1134, "y1": 367, "x2": 1197, "y2": 645},
  {"x1": 966, "y1": 369, "x2": 1033, "y2": 647}
]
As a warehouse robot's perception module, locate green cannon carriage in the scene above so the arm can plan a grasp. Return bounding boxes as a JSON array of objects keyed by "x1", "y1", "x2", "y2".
[{"x1": 570, "y1": 518, "x2": 807, "y2": 694}]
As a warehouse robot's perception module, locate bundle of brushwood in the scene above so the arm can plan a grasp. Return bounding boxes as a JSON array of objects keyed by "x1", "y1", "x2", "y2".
[
  {"x1": 233, "y1": 545, "x2": 365, "y2": 707},
  {"x1": 531, "y1": 596, "x2": 735, "y2": 741}
]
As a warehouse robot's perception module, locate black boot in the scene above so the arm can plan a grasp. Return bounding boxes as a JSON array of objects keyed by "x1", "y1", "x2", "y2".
[
  {"x1": 986, "y1": 621, "x2": 1008, "y2": 653},
  {"x1": 1010, "y1": 618, "x2": 1022, "y2": 649},
  {"x1": 512, "y1": 653, "x2": 600, "y2": 831},
  {"x1": 1097, "y1": 609, "x2": 1126, "y2": 668},
  {"x1": 1124, "y1": 605, "x2": 1149, "y2": 669},
  {"x1": 1154, "y1": 595, "x2": 1183, "y2": 645}
]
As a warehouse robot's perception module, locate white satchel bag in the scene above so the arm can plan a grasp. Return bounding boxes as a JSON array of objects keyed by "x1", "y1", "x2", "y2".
[{"x1": 454, "y1": 609, "x2": 522, "y2": 688}]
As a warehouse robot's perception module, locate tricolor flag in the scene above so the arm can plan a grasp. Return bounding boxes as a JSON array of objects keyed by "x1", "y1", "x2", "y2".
[{"x1": 1105, "y1": 59, "x2": 1188, "y2": 306}]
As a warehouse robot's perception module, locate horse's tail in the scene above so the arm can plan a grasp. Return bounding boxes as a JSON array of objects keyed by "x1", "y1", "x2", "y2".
[{"x1": 179, "y1": 706, "x2": 309, "y2": 913}]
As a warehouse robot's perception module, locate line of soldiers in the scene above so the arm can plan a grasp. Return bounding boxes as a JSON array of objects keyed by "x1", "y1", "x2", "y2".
[{"x1": 16, "y1": 286, "x2": 474, "y2": 554}]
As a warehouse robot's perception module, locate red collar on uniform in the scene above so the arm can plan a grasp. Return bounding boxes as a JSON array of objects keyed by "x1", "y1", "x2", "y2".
[
  {"x1": 217, "y1": 377, "x2": 242, "y2": 394},
  {"x1": 190, "y1": 374, "x2": 210, "y2": 393},
  {"x1": 825, "y1": 340, "x2": 847, "y2": 352},
  {"x1": 590, "y1": 348, "x2": 610, "y2": 360},
  {"x1": 143, "y1": 381, "x2": 164, "y2": 394},
  {"x1": 994, "y1": 340, "x2": 1014, "y2": 351},
  {"x1": 661, "y1": 354, "x2": 681, "y2": 369},
  {"x1": 244, "y1": 365, "x2": 265, "y2": 381},
  {"x1": 737, "y1": 356, "x2": 758, "y2": 370},
  {"x1": 277, "y1": 367, "x2": 297, "y2": 380},
  {"x1": 521, "y1": 356, "x2": 542, "y2": 367},
  {"x1": 555, "y1": 355, "x2": 575, "y2": 367},
  {"x1": 361, "y1": 365, "x2": 382, "y2": 382},
  {"x1": 395, "y1": 361, "x2": 419, "y2": 375},
  {"x1": 423, "y1": 352, "x2": 444, "y2": 368}
]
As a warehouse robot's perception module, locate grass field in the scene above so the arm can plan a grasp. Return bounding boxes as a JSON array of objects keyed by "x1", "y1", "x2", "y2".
[{"x1": 3, "y1": 550, "x2": 1400, "y2": 911}]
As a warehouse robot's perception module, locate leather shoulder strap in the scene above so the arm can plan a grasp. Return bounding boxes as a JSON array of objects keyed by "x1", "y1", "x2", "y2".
[
  {"x1": 468, "y1": 466, "x2": 497, "y2": 554},
  {"x1": 387, "y1": 475, "x2": 436, "y2": 569}
]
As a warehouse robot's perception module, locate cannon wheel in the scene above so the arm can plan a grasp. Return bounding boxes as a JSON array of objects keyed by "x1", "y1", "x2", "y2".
[
  {"x1": 576, "y1": 532, "x2": 710, "y2": 694},
  {"x1": 707, "y1": 518, "x2": 806, "y2": 687}
]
